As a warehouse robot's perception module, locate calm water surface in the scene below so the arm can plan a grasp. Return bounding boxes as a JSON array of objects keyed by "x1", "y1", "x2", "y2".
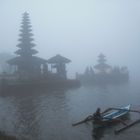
[{"x1": 0, "y1": 81, "x2": 140, "y2": 140}]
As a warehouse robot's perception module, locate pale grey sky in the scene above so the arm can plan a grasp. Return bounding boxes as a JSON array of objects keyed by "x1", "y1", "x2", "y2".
[{"x1": 0, "y1": 0, "x2": 140, "y2": 78}]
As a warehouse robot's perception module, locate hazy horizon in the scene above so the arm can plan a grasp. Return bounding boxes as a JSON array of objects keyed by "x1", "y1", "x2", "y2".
[{"x1": 0, "y1": 0, "x2": 140, "y2": 79}]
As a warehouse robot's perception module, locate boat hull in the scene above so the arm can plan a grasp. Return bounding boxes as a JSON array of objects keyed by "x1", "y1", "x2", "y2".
[{"x1": 93, "y1": 105, "x2": 131, "y2": 126}]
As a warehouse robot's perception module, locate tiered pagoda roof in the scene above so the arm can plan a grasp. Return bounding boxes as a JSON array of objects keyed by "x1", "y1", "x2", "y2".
[
  {"x1": 94, "y1": 53, "x2": 111, "y2": 71},
  {"x1": 8, "y1": 12, "x2": 46, "y2": 65}
]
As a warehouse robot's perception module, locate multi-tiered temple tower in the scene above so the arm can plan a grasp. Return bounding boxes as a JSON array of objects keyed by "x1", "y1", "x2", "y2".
[
  {"x1": 94, "y1": 53, "x2": 111, "y2": 73},
  {"x1": 8, "y1": 12, "x2": 46, "y2": 79}
]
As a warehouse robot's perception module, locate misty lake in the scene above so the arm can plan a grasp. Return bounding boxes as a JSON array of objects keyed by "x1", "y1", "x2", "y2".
[{"x1": 0, "y1": 81, "x2": 140, "y2": 140}]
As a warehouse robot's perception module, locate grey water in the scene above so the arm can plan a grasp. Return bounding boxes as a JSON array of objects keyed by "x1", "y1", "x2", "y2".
[{"x1": 0, "y1": 81, "x2": 140, "y2": 140}]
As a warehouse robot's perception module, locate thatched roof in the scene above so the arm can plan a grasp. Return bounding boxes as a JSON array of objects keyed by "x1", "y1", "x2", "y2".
[
  {"x1": 47, "y1": 54, "x2": 71, "y2": 64},
  {"x1": 7, "y1": 56, "x2": 47, "y2": 65}
]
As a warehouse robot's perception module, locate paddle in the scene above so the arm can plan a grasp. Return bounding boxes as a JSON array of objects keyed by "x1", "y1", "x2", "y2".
[
  {"x1": 109, "y1": 107, "x2": 140, "y2": 113},
  {"x1": 72, "y1": 115, "x2": 94, "y2": 126}
]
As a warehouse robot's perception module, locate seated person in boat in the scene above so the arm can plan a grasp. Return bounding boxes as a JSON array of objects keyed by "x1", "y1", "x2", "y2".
[{"x1": 93, "y1": 108, "x2": 102, "y2": 121}]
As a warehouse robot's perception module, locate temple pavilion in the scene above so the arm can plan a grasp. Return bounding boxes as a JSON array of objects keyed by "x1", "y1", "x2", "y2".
[{"x1": 47, "y1": 54, "x2": 71, "y2": 80}]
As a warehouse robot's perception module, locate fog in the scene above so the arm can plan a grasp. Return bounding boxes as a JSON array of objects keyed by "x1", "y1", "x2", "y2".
[{"x1": 0, "y1": 0, "x2": 140, "y2": 80}]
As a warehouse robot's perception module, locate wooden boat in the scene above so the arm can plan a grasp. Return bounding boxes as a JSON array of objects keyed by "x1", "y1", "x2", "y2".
[
  {"x1": 72, "y1": 105, "x2": 131, "y2": 126},
  {"x1": 93, "y1": 104, "x2": 131, "y2": 126},
  {"x1": 73, "y1": 104, "x2": 140, "y2": 134}
]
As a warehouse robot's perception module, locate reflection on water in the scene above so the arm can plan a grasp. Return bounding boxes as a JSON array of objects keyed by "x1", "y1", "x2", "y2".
[
  {"x1": 92, "y1": 127, "x2": 105, "y2": 140},
  {"x1": 14, "y1": 95, "x2": 41, "y2": 139},
  {"x1": 0, "y1": 82, "x2": 140, "y2": 140}
]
